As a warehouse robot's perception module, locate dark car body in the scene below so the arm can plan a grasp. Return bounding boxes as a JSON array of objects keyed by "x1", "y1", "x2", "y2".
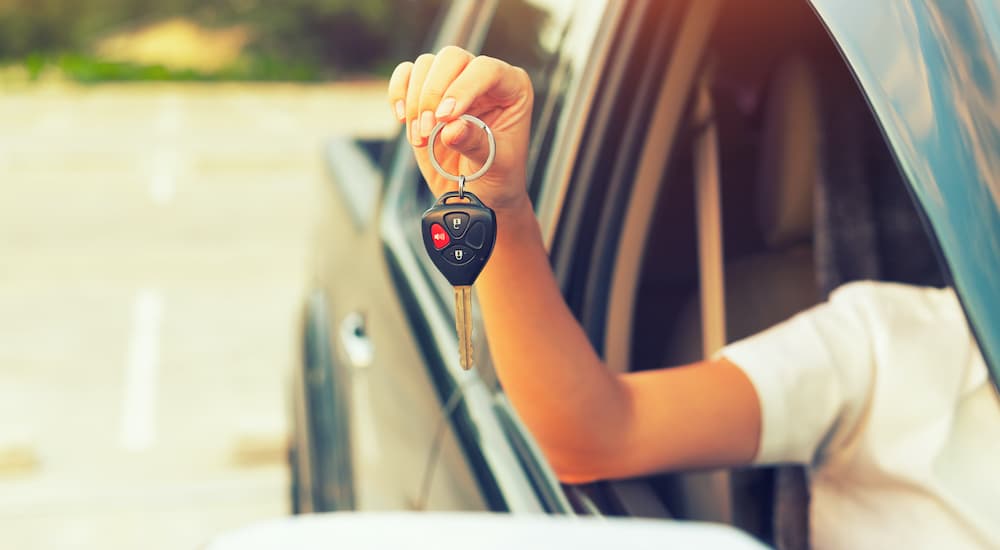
[{"x1": 289, "y1": 0, "x2": 999, "y2": 546}]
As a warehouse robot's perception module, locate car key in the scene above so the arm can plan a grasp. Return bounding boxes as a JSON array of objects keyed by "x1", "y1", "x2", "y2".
[
  {"x1": 421, "y1": 189, "x2": 497, "y2": 369},
  {"x1": 421, "y1": 114, "x2": 498, "y2": 370}
]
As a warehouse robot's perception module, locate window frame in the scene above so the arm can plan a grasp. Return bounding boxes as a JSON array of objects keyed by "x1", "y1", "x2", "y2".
[
  {"x1": 540, "y1": 0, "x2": 730, "y2": 521},
  {"x1": 378, "y1": 0, "x2": 623, "y2": 514}
]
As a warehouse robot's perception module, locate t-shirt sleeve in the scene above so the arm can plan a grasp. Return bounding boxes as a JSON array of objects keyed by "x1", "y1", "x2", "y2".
[{"x1": 720, "y1": 283, "x2": 877, "y2": 465}]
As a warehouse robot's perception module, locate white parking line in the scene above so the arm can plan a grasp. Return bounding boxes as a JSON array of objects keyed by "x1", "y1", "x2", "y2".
[
  {"x1": 156, "y1": 95, "x2": 182, "y2": 134},
  {"x1": 149, "y1": 150, "x2": 179, "y2": 205},
  {"x1": 119, "y1": 288, "x2": 163, "y2": 452}
]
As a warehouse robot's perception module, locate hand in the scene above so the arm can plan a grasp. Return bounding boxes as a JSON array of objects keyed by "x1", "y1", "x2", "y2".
[{"x1": 387, "y1": 46, "x2": 534, "y2": 212}]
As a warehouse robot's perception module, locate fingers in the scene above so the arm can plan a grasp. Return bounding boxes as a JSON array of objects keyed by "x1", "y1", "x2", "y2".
[
  {"x1": 439, "y1": 57, "x2": 529, "y2": 122},
  {"x1": 387, "y1": 62, "x2": 412, "y2": 122},
  {"x1": 393, "y1": 47, "x2": 530, "y2": 149},
  {"x1": 405, "y1": 53, "x2": 435, "y2": 146},
  {"x1": 417, "y1": 46, "x2": 474, "y2": 139}
]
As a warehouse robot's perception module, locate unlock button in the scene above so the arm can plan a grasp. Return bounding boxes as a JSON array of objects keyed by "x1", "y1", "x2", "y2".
[
  {"x1": 444, "y1": 245, "x2": 474, "y2": 266},
  {"x1": 444, "y1": 212, "x2": 470, "y2": 238}
]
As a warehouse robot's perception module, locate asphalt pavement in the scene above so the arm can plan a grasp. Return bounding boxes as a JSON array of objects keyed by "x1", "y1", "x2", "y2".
[{"x1": 0, "y1": 81, "x2": 394, "y2": 550}]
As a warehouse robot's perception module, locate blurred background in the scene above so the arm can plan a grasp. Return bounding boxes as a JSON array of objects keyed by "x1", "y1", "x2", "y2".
[
  {"x1": 0, "y1": 0, "x2": 443, "y2": 82},
  {"x1": 0, "y1": 1, "x2": 437, "y2": 548}
]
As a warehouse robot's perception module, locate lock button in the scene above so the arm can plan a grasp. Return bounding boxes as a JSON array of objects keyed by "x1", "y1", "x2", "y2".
[{"x1": 444, "y1": 212, "x2": 470, "y2": 238}]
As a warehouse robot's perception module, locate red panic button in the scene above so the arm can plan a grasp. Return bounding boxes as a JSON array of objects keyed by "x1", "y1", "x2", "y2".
[{"x1": 430, "y1": 223, "x2": 450, "y2": 249}]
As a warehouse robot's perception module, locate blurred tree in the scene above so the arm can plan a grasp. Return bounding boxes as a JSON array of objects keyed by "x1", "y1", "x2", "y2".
[
  {"x1": 0, "y1": 0, "x2": 443, "y2": 80},
  {"x1": 243, "y1": 0, "x2": 441, "y2": 75}
]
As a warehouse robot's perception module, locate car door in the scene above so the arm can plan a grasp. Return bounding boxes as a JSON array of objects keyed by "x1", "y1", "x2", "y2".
[
  {"x1": 295, "y1": 2, "x2": 487, "y2": 514},
  {"x1": 379, "y1": 0, "x2": 625, "y2": 514}
]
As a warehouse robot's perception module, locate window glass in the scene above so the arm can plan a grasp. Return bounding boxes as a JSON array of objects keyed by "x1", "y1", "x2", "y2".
[
  {"x1": 480, "y1": 0, "x2": 571, "y2": 143},
  {"x1": 480, "y1": 0, "x2": 603, "y2": 201}
]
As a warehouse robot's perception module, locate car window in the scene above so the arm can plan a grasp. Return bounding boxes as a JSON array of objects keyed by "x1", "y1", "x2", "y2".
[
  {"x1": 479, "y1": 1, "x2": 570, "y2": 194},
  {"x1": 480, "y1": 1, "x2": 605, "y2": 205}
]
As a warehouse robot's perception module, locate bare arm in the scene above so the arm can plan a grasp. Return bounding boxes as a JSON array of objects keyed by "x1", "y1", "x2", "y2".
[
  {"x1": 388, "y1": 47, "x2": 761, "y2": 483},
  {"x1": 476, "y1": 195, "x2": 761, "y2": 482}
]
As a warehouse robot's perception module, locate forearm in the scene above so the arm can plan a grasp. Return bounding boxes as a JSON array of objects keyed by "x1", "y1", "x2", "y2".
[
  {"x1": 476, "y1": 195, "x2": 630, "y2": 481},
  {"x1": 476, "y1": 196, "x2": 761, "y2": 481}
]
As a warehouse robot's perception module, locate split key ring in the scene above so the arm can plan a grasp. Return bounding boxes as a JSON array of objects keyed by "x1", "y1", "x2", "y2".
[{"x1": 427, "y1": 114, "x2": 496, "y2": 198}]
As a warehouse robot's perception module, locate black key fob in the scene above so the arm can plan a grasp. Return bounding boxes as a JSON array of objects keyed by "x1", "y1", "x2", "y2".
[{"x1": 421, "y1": 191, "x2": 497, "y2": 287}]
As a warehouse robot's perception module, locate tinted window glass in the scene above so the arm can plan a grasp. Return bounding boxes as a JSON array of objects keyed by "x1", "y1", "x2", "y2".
[
  {"x1": 480, "y1": 0, "x2": 570, "y2": 140},
  {"x1": 480, "y1": 0, "x2": 602, "y2": 202}
]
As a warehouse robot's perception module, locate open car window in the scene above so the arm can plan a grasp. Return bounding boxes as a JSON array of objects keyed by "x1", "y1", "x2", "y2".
[{"x1": 542, "y1": 0, "x2": 977, "y2": 536}]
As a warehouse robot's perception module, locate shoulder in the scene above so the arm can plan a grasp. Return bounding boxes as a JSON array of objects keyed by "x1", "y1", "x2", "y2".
[
  {"x1": 828, "y1": 282, "x2": 974, "y2": 397},
  {"x1": 827, "y1": 281, "x2": 962, "y2": 325},
  {"x1": 829, "y1": 280, "x2": 950, "y2": 301}
]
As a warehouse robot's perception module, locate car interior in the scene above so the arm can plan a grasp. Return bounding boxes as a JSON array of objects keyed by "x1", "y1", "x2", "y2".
[
  {"x1": 629, "y1": 3, "x2": 832, "y2": 545},
  {"x1": 400, "y1": 0, "x2": 949, "y2": 542},
  {"x1": 559, "y1": 0, "x2": 947, "y2": 548}
]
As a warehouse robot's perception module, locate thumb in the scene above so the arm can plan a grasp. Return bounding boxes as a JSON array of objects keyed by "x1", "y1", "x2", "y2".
[{"x1": 437, "y1": 118, "x2": 492, "y2": 167}]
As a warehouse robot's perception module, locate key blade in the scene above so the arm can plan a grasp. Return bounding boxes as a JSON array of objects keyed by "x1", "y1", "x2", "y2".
[{"x1": 454, "y1": 285, "x2": 474, "y2": 370}]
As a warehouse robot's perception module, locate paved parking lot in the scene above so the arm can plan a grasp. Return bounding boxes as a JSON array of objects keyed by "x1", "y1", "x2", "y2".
[{"x1": 0, "y1": 82, "x2": 394, "y2": 549}]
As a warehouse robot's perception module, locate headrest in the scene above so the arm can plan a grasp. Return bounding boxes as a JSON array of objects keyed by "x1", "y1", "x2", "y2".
[{"x1": 756, "y1": 55, "x2": 821, "y2": 248}]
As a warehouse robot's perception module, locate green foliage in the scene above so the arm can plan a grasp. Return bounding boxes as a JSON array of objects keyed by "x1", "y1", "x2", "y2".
[
  {"x1": 19, "y1": 53, "x2": 325, "y2": 82},
  {"x1": 0, "y1": 0, "x2": 443, "y2": 82}
]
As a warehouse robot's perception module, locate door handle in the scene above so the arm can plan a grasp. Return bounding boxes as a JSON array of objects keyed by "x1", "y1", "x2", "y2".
[{"x1": 339, "y1": 311, "x2": 374, "y2": 369}]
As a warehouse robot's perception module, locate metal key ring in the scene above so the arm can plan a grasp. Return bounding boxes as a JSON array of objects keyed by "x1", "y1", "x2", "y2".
[{"x1": 427, "y1": 113, "x2": 496, "y2": 184}]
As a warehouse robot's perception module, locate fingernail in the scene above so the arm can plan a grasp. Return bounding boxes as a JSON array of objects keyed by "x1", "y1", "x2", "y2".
[
  {"x1": 420, "y1": 110, "x2": 434, "y2": 137},
  {"x1": 394, "y1": 100, "x2": 405, "y2": 120},
  {"x1": 435, "y1": 97, "x2": 455, "y2": 118},
  {"x1": 410, "y1": 121, "x2": 421, "y2": 145}
]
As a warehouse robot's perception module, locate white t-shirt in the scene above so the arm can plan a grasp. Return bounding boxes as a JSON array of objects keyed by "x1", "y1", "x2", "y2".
[{"x1": 722, "y1": 281, "x2": 1000, "y2": 549}]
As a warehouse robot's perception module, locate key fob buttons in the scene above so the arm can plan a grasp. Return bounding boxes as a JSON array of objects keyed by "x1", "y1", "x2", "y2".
[
  {"x1": 429, "y1": 223, "x2": 450, "y2": 249},
  {"x1": 444, "y1": 212, "x2": 470, "y2": 238},
  {"x1": 420, "y1": 191, "x2": 497, "y2": 287},
  {"x1": 444, "y1": 245, "x2": 474, "y2": 266},
  {"x1": 464, "y1": 222, "x2": 486, "y2": 249}
]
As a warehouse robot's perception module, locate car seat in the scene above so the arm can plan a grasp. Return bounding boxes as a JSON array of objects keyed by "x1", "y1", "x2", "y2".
[{"x1": 660, "y1": 54, "x2": 821, "y2": 549}]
